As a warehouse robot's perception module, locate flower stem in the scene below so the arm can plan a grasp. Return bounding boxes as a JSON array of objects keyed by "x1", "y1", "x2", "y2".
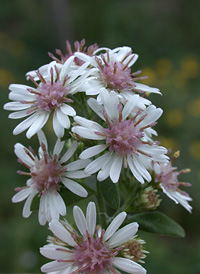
[{"x1": 96, "y1": 181, "x2": 107, "y2": 229}]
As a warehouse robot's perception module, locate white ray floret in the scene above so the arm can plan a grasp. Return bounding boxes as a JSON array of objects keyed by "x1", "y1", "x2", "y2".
[
  {"x1": 72, "y1": 90, "x2": 168, "y2": 184},
  {"x1": 4, "y1": 56, "x2": 92, "y2": 138},
  {"x1": 12, "y1": 130, "x2": 90, "y2": 225},
  {"x1": 40, "y1": 202, "x2": 146, "y2": 274}
]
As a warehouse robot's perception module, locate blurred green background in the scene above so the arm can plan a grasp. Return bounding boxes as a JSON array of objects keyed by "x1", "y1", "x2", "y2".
[{"x1": 0, "y1": 0, "x2": 200, "y2": 273}]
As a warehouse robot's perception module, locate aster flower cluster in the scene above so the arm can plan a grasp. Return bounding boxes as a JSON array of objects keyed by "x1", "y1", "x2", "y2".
[{"x1": 4, "y1": 39, "x2": 192, "y2": 274}]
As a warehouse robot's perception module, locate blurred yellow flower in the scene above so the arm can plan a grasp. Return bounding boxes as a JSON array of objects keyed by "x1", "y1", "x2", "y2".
[
  {"x1": 156, "y1": 58, "x2": 173, "y2": 77},
  {"x1": 157, "y1": 136, "x2": 178, "y2": 151},
  {"x1": 141, "y1": 67, "x2": 157, "y2": 86},
  {"x1": 165, "y1": 109, "x2": 184, "y2": 127},
  {"x1": 172, "y1": 71, "x2": 188, "y2": 89},
  {"x1": 0, "y1": 32, "x2": 26, "y2": 57},
  {"x1": 0, "y1": 68, "x2": 15, "y2": 87},
  {"x1": 187, "y1": 99, "x2": 200, "y2": 116},
  {"x1": 181, "y1": 55, "x2": 199, "y2": 78},
  {"x1": 189, "y1": 141, "x2": 200, "y2": 159}
]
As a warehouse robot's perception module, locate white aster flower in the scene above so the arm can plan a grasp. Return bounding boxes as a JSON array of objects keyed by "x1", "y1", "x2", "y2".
[
  {"x1": 74, "y1": 46, "x2": 161, "y2": 97},
  {"x1": 40, "y1": 202, "x2": 146, "y2": 274},
  {"x1": 72, "y1": 90, "x2": 169, "y2": 184},
  {"x1": 12, "y1": 131, "x2": 90, "y2": 225},
  {"x1": 154, "y1": 151, "x2": 192, "y2": 213},
  {"x1": 4, "y1": 56, "x2": 91, "y2": 138}
]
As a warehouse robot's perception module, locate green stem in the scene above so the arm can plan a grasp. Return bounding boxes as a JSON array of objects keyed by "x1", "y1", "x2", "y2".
[{"x1": 96, "y1": 181, "x2": 107, "y2": 229}]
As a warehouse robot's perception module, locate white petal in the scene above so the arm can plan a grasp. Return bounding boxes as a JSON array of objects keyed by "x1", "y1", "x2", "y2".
[
  {"x1": 134, "y1": 82, "x2": 161, "y2": 95},
  {"x1": 52, "y1": 192, "x2": 66, "y2": 216},
  {"x1": 65, "y1": 170, "x2": 90, "y2": 179},
  {"x1": 104, "y1": 212, "x2": 127, "y2": 242},
  {"x1": 41, "y1": 261, "x2": 71, "y2": 273},
  {"x1": 26, "y1": 112, "x2": 49, "y2": 139},
  {"x1": 13, "y1": 112, "x2": 40, "y2": 136},
  {"x1": 53, "y1": 138, "x2": 65, "y2": 156},
  {"x1": 134, "y1": 158, "x2": 151, "y2": 182},
  {"x1": 68, "y1": 61, "x2": 90, "y2": 83},
  {"x1": 73, "y1": 206, "x2": 87, "y2": 235},
  {"x1": 97, "y1": 153, "x2": 113, "y2": 181},
  {"x1": 97, "y1": 156, "x2": 113, "y2": 182},
  {"x1": 72, "y1": 126, "x2": 104, "y2": 140},
  {"x1": 37, "y1": 130, "x2": 48, "y2": 148},
  {"x1": 49, "y1": 192, "x2": 59, "y2": 220},
  {"x1": 122, "y1": 95, "x2": 140, "y2": 120},
  {"x1": 110, "y1": 155, "x2": 123, "y2": 183},
  {"x1": 14, "y1": 143, "x2": 35, "y2": 167},
  {"x1": 62, "y1": 177, "x2": 88, "y2": 197},
  {"x1": 66, "y1": 159, "x2": 91, "y2": 171},
  {"x1": 79, "y1": 144, "x2": 108, "y2": 159},
  {"x1": 60, "y1": 104, "x2": 76, "y2": 117},
  {"x1": 87, "y1": 98, "x2": 105, "y2": 121},
  {"x1": 53, "y1": 111, "x2": 64, "y2": 137},
  {"x1": 108, "y1": 222, "x2": 138, "y2": 248},
  {"x1": 86, "y1": 202, "x2": 96, "y2": 236},
  {"x1": 74, "y1": 116, "x2": 102, "y2": 131},
  {"x1": 112, "y1": 257, "x2": 146, "y2": 274},
  {"x1": 8, "y1": 109, "x2": 34, "y2": 119},
  {"x1": 127, "y1": 155, "x2": 145, "y2": 184},
  {"x1": 8, "y1": 91, "x2": 34, "y2": 101},
  {"x1": 56, "y1": 108, "x2": 70, "y2": 129},
  {"x1": 40, "y1": 245, "x2": 72, "y2": 260},
  {"x1": 60, "y1": 56, "x2": 75, "y2": 79},
  {"x1": 12, "y1": 187, "x2": 32, "y2": 203},
  {"x1": 85, "y1": 153, "x2": 110, "y2": 174},
  {"x1": 49, "y1": 219, "x2": 76, "y2": 246},
  {"x1": 101, "y1": 90, "x2": 119, "y2": 120},
  {"x1": 59, "y1": 141, "x2": 78, "y2": 164},
  {"x1": 22, "y1": 188, "x2": 38, "y2": 218},
  {"x1": 9, "y1": 83, "x2": 32, "y2": 92},
  {"x1": 38, "y1": 195, "x2": 47, "y2": 225},
  {"x1": 4, "y1": 101, "x2": 32, "y2": 111}
]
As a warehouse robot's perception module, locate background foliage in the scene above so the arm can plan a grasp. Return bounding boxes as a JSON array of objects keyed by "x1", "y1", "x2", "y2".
[{"x1": 0, "y1": 0, "x2": 199, "y2": 273}]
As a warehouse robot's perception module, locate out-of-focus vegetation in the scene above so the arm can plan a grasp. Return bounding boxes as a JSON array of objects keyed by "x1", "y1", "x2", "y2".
[{"x1": 0, "y1": 0, "x2": 199, "y2": 273}]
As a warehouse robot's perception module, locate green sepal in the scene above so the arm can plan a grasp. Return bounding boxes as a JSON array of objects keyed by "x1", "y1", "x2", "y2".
[
  {"x1": 99, "y1": 178, "x2": 120, "y2": 209},
  {"x1": 126, "y1": 211, "x2": 185, "y2": 237}
]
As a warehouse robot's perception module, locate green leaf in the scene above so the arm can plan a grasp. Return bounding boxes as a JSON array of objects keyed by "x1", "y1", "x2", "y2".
[
  {"x1": 99, "y1": 178, "x2": 120, "y2": 209},
  {"x1": 126, "y1": 211, "x2": 185, "y2": 237}
]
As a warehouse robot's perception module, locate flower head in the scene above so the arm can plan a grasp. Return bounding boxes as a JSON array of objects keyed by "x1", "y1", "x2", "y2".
[
  {"x1": 154, "y1": 151, "x2": 192, "y2": 212},
  {"x1": 72, "y1": 90, "x2": 168, "y2": 183},
  {"x1": 40, "y1": 202, "x2": 146, "y2": 274},
  {"x1": 12, "y1": 131, "x2": 90, "y2": 225},
  {"x1": 49, "y1": 38, "x2": 99, "y2": 66},
  {"x1": 74, "y1": 46, "x2": 161, "y2": 97},
  {"x1": 4, "y1": 57, "x2": 90, "y2": 138}
]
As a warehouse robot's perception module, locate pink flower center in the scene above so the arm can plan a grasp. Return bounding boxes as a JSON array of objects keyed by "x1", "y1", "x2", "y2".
[
  {"x1": 30, "y1": 143, "x2": 66, "y2": 194},
  {"x1": 48, "y1": 38, "x2": 99, "y2": 66},
  {"x1": 72, "y1": 230, "x2": 119, "y2": 273},
  {"x1": 103, "y1": 117, "x2": 143, "y2": 156},
  {"x1": 155, "y1": 163, "x2": 180, "y2": 191},
  {"x1": 25, "y1": 67, "x2": 73, "y2": 113},
  {"x1": 99, "y1": 60, "x2": 135, "y2": 90},
  {"x1": 96, "y1": 51, "x2": 147, "y2": 92},
  {"x1": 100, "y1": 105, "x2": 144, "y2": 160},
  {"x1": 35, "y1": 80, "x2": 70, "y2": 112}
]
